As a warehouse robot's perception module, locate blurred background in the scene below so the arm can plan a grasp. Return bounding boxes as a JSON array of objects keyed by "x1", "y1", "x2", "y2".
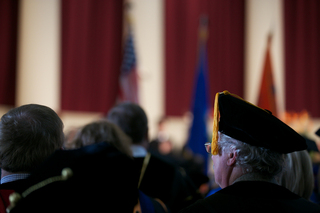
[{"x1": 1, "y1": 0, "x2": 320, "y2": 160}]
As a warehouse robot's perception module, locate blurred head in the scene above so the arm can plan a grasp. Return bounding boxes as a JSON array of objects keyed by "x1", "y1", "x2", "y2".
[
  {"x1": 277, "y1": 150, "x2": 314, "y2": 200},
  {"x1": 71, "y1": 120, "x2": 132, "y2": 157},
  {"x1": 107, "y1": 102, "x2": 148, "y2": 145},
  {"x1": 0, "y1": 104, "x2": 64, "y2": 173}
]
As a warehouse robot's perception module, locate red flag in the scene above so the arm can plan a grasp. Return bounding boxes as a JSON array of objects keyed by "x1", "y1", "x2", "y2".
[{"x1": 257, "y1": 34, "x2": 277, "y2": 117}]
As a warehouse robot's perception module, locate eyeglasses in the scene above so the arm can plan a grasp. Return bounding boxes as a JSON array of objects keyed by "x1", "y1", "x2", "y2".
[{"x1": 204, "y1": 142, "x2": 211, "y2": 154}]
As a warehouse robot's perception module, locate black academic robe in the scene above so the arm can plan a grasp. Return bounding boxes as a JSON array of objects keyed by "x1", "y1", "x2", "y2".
[
  {"x1": 9, "y1": 143, "x2": 139, "y2": 213},
  {"x1": 0, "y1": 179, "x2": 30, "y2": 192},
  {"x1": 135, "y1": 154, "x2": 202, "y2": 213},
  {"x1": 0, "y1": 179, "x2": 32, "y2": 212},
  {"x1": 180, "y1": 181, "x2": 320, "y2": 213}
]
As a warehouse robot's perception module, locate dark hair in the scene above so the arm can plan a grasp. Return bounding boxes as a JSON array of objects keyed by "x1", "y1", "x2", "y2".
[
  {"x1": 0, "y1": 104, "x2": 64, "y2": 173},
  {"x1": 71, "y1": 120, "x2": 132, "y2": 157},
  {"x1": 107, "y1": 102, "x2": 148, "y2": 144}
]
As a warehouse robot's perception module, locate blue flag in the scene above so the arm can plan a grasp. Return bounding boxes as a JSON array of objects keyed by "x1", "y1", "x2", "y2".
[{"x1": 187, "y1": 45, "x2": 210, "y2": 174}]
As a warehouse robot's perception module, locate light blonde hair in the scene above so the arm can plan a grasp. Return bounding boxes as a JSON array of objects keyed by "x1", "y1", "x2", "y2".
[{"x1": 277, "y1": 150, "x2": 314, "y2": 200}]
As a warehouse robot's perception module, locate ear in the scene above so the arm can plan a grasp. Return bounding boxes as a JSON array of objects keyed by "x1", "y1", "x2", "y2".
[{"x1": 227, "y1": 150, "x2": 237, "y2": 166}]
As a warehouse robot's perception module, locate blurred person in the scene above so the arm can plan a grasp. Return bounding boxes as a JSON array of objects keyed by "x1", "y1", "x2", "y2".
[
  {"x1": 63, "y1": 127, "x2": 79, "y2": 149},
  {"x1": 0, "y1": 104, "x2": 64, "y2": 190},
  {"x1": 149, "y1": 117, "x2": 210, "y2": 198},
  {"x1": 149, "y1": 116, "x2": 173, "y2": 156},
  {"x1": 107, "y1": 102, "x2": 202, "y2": 212},
  {"x1": 0, "y1": 104, "x2": 64, "y2": 212},
  {"x1": 180, "y1": 91, "x2": 320, "y2": 213},
  {"x1": 312, "y1": 128, "x2": 320, "y2": 204},
  {"x1": 70, "y1": 120, "x2": 132, "y2": 157},
  {"x1": 148, "y1": 117, "x2": 183, "y2": 170},
  {"x1": 277, "y1": 150, "x2": 314, "y2": 200},
  {"x1": 179, "y1": 145, "x2": 210, "y2": 197},
  {"x1": 69, "y1": 119, "x2": 167, "y2": 212},
  {"x1": 6, "y1": 142, "x2": 140, "y2": 213}
]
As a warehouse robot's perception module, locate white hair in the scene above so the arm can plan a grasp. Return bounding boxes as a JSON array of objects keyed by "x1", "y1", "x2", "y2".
[{"x1": 218, "y1": 132, "x2": 286, "y2": 178}]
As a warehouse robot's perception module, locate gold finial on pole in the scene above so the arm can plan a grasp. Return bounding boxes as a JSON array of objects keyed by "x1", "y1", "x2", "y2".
[{"x1": 199, "y1": 15, "x2": 208, "y2": 43}]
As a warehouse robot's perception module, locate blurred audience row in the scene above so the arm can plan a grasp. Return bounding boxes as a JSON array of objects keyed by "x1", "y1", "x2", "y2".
[{"x1": 0, "y1": 101, "x2": 319, "y2": 212}]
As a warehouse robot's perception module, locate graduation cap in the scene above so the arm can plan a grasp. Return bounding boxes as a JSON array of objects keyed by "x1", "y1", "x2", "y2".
[
  {"x1": 210, "y1": 91, "x2": 307, "y2": 155},
  {"x1": 7, "y1": 142, "x2": 139, "y2": 213},
  {"x1": 316, "y1": 128, "x2": 320, "y2": 137}
]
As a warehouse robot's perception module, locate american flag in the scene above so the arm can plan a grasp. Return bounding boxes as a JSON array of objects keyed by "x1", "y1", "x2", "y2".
[{"x1": 119, "y1": 26, "x2": 139, "y2": 103}]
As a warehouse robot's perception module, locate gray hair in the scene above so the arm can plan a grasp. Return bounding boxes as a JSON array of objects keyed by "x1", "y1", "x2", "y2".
[{"x1": 218, "y1": 132, "x2": 286, "y2": 178}]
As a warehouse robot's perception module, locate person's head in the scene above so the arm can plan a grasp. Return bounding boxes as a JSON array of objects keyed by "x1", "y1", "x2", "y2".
[
  {"x1": 106, "y1": 102, "x2": 148, "y2": 145},
  {"x1": 277, "y1": 150, "x2": 314, "y2": 200},
  {"x1": 208, "y1": 91, "x2": 307, "y2": 188},
  {"x1": 211, "y1": 132, "x2": 286, "y2": 188},
  {"x1": 0, "y1": 104, "x2": 64, "y2": 173},
  {"x1": 71, "y1": 120, "x2": 132, "y2": 157}
]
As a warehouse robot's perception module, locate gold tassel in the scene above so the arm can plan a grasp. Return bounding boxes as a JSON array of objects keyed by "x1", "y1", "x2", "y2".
[
  {"x1": 211, "y1": 91, "x2": 230, "y2": 155},
  {"x1": 211, "y1": 92, "x2": 220, "y2": 155}
]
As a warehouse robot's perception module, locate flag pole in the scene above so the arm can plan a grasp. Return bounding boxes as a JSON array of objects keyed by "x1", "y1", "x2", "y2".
[{"x1": 186, "y1": 14, "x2": 210, "y2": 175}]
